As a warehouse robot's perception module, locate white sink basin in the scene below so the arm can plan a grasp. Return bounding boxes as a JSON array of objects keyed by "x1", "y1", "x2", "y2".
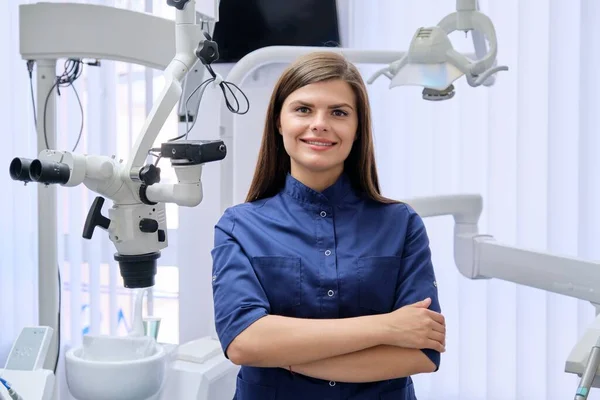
[{"x1": 65, "y1": 337, "x2": 167, "y2": 400}]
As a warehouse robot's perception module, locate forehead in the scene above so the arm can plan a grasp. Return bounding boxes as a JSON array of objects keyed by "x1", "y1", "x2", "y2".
[{"x1": 285, "y1": 79, "x2": 356, "y2": 106}]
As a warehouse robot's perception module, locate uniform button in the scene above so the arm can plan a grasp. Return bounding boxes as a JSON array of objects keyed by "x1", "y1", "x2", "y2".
[
  {"x1": 325, "y1": 250, "x2": 331, "y2": 256},
  {"x1": 320, "y1": 211, "x2": 327, "y2": 217},
  {"x1": 329, "y1": 381, "x2": 336, "y2": 386},
  {"x1": 328, "y1": 290, "x2": 335, "y2": 297}
]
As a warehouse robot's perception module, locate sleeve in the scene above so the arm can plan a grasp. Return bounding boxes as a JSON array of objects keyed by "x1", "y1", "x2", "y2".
[
  {"x1": 211, "y1": 207, "x2": 270, "y2": 358},
  {"x1": 393, "y1": 205, "x2": 442, "y2": 371}
]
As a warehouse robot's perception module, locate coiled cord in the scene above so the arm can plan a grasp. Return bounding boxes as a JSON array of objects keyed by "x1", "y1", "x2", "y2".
[
  {"x1": 27, "y1": 58, "x2": 98, "y2": 152},
  {"x1": 168, "y1": 60, "x2": 250, "y2": 143}
]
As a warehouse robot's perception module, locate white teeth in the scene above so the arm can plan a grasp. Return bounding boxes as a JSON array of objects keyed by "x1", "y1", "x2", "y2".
[{"x1": 304, "y1": 140, "x2": 333, "y2": 146}]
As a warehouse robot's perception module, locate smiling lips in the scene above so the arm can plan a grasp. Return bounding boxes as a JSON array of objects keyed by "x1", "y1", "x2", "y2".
[{"x1": 300, "y1": 138, "x2": 337, "y2": 150}]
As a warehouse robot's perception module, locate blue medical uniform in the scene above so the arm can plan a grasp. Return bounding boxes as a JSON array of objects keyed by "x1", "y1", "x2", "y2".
[{"x1": 211, "y1": 173, "x2": 441, "y2": 400}]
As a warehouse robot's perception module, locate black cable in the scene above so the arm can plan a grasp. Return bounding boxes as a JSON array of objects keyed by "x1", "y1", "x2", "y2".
[
  {"x1": 146, "y1": 151, "x2": 162, "y2": 167},
  {"x1": 54, "y1": 268, "x2": 61, "y2": 375},
  {"x1": 167, "y1": 63, "x2": 250, "y2": 143},
  {"x1": 27, "y1": 61, "x2": 37, "y2": 129},
  {"x1": 28, "y1": 59, "x2": 86, "y2": 152},
  {"x1": 206, "y1": 64, "x2": 250, "y2": 115},
  {"x1": 168, "y1": 77, "x2": 214, "y2": 142}
]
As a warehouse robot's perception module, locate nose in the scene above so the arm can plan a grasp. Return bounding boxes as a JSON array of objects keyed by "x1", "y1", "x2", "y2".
[{"x1": 310, "y1": 111, "x2": 330, "y2": 132}]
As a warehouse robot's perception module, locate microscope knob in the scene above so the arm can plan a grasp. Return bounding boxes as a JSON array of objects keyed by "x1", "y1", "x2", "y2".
[
  {"x1": 139, "y1": 218, "x2": 159, "y2": 233},
  {"x1": 83, "y1": 196, "x2": 111, "y2": 239},
  {"x1": 196, "y1": 32, "x2": 220, "y2": 65},
  {"x1": 166, "y1": 0, "x2": 191, "y2": 10},
  {"x1": 139, "y1": 164, "x2": 161, "y2": 186}
]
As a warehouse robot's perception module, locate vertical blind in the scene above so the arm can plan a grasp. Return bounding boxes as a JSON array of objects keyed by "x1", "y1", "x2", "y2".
[{"x1": 343, "y1": 0, "x2": 600, "y2": 399}]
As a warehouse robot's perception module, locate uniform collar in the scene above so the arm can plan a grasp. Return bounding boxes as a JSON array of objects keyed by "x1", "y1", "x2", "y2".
[{"x1": 282, "y1": 172, "x2": 360, "y2": 207}]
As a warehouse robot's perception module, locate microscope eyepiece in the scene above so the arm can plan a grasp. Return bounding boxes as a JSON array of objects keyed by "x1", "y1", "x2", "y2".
[
  {"x1": 9, "y1": 157, "x2": 34, "y2": 182},
  {"x1": 29, "y1": 159, "x2": 70, "y2": 185}
]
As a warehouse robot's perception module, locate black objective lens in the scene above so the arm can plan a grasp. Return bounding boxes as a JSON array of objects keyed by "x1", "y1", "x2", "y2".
[
  {"x1": 29, "y1": 159, "x2": 70, "y2": 185},
  {"x1": 9, "y1": 158, "x2": 34, "y2": 182},
  {"x1": 114, "y1": 252, "x2": 160, "y2": 288}
]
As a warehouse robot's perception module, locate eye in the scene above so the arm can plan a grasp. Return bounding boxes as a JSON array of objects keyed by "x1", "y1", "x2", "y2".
[
  {"x1": 332, "y1": 109, "x2": 348, "y2": 117},
  {"x1": 295, "y1": 106, "x2": 310, "y2": 114}
]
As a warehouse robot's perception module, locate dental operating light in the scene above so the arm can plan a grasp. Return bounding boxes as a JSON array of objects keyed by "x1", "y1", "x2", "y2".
[{"x1": 368, "y1": 0, "x2": 509, "y2": 100}]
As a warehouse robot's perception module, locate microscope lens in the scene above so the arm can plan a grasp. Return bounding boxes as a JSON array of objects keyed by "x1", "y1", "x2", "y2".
[
  {"x1": 9, "y1": 158, "x2": 33, "y2": 182},
  {"x1": 29, "y1": 159, "x2": 70, "y2": 185}
]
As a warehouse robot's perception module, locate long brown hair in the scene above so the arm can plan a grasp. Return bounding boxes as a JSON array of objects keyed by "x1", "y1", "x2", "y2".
[{"x1": 245, "y1": 51, "x2": 398, "y2": 204}]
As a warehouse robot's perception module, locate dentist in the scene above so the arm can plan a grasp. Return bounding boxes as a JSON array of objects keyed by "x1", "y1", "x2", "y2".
[{"x1": 211, "y1": 51, "x2": 445, "y2": 400}]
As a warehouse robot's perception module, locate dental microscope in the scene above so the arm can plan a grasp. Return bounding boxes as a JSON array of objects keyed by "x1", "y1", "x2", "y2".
[
  {"x1": 9, "y1": 0, "x2": 226, "y2": 290},
  {"x1": 5, "y1": 0, "x2": 245, "y2": 398}
]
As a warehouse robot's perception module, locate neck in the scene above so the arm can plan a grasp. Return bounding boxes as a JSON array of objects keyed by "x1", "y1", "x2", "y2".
[{"x1": 291, "y1": 165, "x2": 343, "y2": 192}]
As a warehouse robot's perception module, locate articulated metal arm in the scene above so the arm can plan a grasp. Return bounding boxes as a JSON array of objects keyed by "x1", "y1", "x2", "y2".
[
  {"x1": 405, "y1": 194, "x2": 600, "y2": 393},
  {"x1": 405, "y1": 194, "x2": 600, "y2": 304}
]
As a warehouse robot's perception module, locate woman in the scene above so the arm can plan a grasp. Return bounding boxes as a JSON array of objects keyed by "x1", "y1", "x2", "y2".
[{"x1": 211, "y1": 51, "x2": 445, "y2": 399}]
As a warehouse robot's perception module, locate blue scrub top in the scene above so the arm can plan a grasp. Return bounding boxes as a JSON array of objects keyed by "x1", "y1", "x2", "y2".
[{"x1": 211, "y1": 173, "x2": 441, "y2": 400}]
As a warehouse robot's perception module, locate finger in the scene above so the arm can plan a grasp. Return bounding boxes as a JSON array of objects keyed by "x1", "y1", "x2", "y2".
[
  {"x1": 409, "y1": 297, "x2": 431, "y2": 308},
  {"x1": 426, "y1": 310, "x2": 445, "y2": 326},
  {"x1": 429, "y1": 321, "x2": 446, "y2": 335},
  {"x1": 425, "y1": 339, "x2": 445, "y2": 353},
  {"x1": 428, "y1": 330, "x2": 446, "y2": 347}
]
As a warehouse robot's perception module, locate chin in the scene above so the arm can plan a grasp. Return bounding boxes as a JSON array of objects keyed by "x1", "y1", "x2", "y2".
[{"x1": 297, "y1": 160, "x2": 342, "y2": 174}]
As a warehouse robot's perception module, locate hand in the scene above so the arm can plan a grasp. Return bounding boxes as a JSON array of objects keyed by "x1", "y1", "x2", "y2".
[{"x1": 382, "y1": 298, "x2": 446, "y2": 352}]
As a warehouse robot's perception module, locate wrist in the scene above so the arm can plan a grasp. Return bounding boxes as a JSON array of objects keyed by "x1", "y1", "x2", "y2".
[{"x1": 368, "y1": 313, "x2": 392, "y2": 346}]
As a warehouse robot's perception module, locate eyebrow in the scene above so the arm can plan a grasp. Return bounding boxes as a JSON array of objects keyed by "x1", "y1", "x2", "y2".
[{"x1": 290, "y1": 100, "x2": 354, "y2": 111}]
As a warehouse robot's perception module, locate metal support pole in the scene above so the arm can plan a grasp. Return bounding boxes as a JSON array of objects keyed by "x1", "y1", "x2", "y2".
[{"x1": 36, "y1": 59, "x2": 59, "y2": 373}]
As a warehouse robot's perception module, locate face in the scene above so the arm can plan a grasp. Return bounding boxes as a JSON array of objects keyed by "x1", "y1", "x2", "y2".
[{"x1": 278, "y1": 79, "x2": 359, "y2": 183}]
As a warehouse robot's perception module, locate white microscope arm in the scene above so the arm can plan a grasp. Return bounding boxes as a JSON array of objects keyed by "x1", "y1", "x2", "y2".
[
  {"x1": 406, "y1": 194, "x2": 600, "y2": 305},
  {"x1": 124, "y1": 1, "x2": 199, "y2": 182}
]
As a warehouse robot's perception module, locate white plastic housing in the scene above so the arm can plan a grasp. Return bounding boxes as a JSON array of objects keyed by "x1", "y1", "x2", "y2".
[
  {"x1": 473, "y1": 238, "x2": 600, "y2": 303},
  {"x1": 145, "y1": 164, "x2": 204, "y2": 207},
  {"x1": 36, "y1": 150, "x2": 138, "y2": 204},
  {"x1": 0, "y1": 369, "x2": 54, "y2": 400},
  {"x1": 19, "y1": 3, "x2": 174, "y2": 69},
  {"x1": 107, "y1": 203, "x2": 168, "y2": 255},
  {"x1": 160, "y1": 337, "x2": 238, "y2": 400},
  {"x1": 390, "y1": 27, "x2": 465, "y2": 90},
  {"x1": 566, "y1": 315, "x2": 600, "y2": 387},
  {"x1": 4, "y1": 326, "x2": 54, "y2": 372}
]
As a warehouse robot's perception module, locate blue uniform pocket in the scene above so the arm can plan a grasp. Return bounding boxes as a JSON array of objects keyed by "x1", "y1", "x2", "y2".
[
  {"x1": 357, "y1": 256, "x2": 402, "y2": 313},
  {"x1": 380, "y1": 382, "x2": 416, "y2": 399},
  {"x1": 252, "y1": 256, "x2": 302, "y2": 315},
  {"x1": 234, "y1": 376, "x2": 277, "y2": 400}
]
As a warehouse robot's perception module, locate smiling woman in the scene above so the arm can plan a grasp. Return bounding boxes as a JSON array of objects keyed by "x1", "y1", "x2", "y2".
[
  {"x1": 245, "y1": 51, "x2": 396, "y2": 203},
  {"x1": 278, "y1": 79, "x2": 358, "y2": 189},
  {"x1": 210, "y1": 51, "x2": 446, "y2": 400}
]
